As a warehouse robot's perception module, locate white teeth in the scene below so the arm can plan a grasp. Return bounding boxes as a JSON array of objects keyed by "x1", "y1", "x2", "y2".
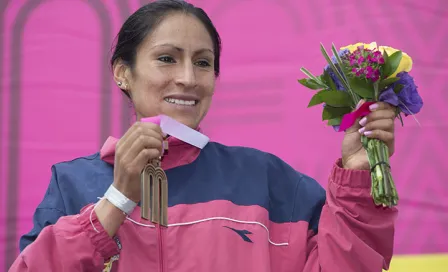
[{"x1": 164, "y1": 98, "x2": 196, "y2": 106}]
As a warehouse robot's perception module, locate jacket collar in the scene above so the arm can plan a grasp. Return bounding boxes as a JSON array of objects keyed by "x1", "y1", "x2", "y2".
[{"x1": 100, "y1": 126, "x2": 209, "y2": 170}]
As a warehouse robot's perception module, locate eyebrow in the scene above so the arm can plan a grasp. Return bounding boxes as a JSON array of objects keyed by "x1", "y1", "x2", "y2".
[{"x1": 152, "y1": 43, "x2": 214, "y2": 55}]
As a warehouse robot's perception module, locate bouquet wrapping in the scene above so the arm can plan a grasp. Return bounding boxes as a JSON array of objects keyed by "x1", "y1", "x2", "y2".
[{"x1": 298, "y1": 42, "x2": 423, "y2": 207}]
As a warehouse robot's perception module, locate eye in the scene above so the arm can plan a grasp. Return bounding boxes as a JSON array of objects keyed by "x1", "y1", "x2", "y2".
[
  {"x1": 195, "y1": 60, "x2": 211, "y2": 67},
  {"x1": 158, "y1": 56, "x2": 176, "y2": 63}
]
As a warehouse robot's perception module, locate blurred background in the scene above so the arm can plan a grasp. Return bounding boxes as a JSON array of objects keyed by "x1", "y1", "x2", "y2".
[{"x1": 0, "y1": 0, "x2": 447, "y2": 271}]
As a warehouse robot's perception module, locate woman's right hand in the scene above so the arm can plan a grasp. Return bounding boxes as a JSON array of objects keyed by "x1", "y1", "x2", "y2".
[
  {"x1": 96, "y1": 121, "x2": 164, "y2": 237},
  {"x1": 113, "y1": 121, "x2": 164, "y2": 203}
]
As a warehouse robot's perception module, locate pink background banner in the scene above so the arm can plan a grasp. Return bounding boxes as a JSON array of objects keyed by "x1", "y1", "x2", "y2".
[{"x1": 1, "y1": 0, "x2": 447, "y2": 270}]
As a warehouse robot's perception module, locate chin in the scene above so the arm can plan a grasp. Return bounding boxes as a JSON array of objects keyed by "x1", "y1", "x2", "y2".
[{"x1": 167, "y1": 115, "x2": 199, "y2": 129}]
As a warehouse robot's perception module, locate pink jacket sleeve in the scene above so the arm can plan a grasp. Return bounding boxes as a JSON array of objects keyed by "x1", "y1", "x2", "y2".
[
  {"x1": 304, "y1": 159, "x2": 398, "y2": 271},
  {"x1": 8, "y1": 205, "x2": 119, "y2": 272}
]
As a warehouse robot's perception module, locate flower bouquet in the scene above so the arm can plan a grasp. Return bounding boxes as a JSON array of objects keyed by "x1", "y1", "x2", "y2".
[{"x1": 298, "y1": 42, "x2": 423, "y2": 207}]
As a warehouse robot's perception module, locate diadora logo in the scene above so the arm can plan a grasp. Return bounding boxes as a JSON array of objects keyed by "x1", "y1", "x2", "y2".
[{"x1": 224, "y1": 226, "x2": 253, "y2": 243}]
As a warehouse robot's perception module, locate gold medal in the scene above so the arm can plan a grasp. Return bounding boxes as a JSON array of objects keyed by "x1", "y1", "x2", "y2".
[{"x1": 140, "y1": 140, "x2": 169, "y2": 226}]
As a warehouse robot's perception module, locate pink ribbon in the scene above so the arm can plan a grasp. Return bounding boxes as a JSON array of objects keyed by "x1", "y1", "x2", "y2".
[
  {"x1": 141, "y1": 116, "x2": 161, "y2": 125},
  {"x1": 338, "y1": 101, "x2": 375, "y2": 131}
]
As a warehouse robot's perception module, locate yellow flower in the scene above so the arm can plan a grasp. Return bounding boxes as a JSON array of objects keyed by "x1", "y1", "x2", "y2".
[
  {"x1": 378, "y1": 46, "x2": 413, "y2": 77},
  {"x1": 341, "y1": 42, "x2": 378, "y2": 53},
  {"x1": 340, "y1": 42, "x2": 413, "y2": 78}
]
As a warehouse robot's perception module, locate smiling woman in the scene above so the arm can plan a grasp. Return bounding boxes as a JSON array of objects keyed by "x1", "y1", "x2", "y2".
[
  {"x1": 9, "y1": 1, "x2": 401, "y2": 272},
  {"x1": 110, "y1": 2, "x2": 220, "y2": 129}
]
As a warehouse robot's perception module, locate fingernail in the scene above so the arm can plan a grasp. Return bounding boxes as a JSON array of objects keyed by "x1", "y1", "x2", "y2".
[
  {"x1": 364, "y1": 131, "x2": 372, "y2": 136},
  {"x1": 358, "y1": 127, "x2": 365, "y2": 134},
  {"x1": 369, "y1": 103, "x2": 379, "y2": 111},
  {"x1": 359, "y1": 117, "x2": 367, "y2": 126},
  {"x1": 356, "y1": 100, "x2": 364, "y2": 110}
]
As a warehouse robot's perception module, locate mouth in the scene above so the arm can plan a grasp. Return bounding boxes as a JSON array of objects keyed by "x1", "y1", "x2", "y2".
[{"x1": 164, "y1": 97, "x2": 199, "y2": 106}]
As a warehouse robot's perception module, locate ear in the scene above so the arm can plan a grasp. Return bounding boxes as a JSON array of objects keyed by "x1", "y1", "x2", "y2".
[{"x1": 113, "y1": 59, "x2": 132, "y2": 95}]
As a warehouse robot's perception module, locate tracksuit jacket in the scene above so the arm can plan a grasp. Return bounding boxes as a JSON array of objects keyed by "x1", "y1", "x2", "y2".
[{"x1": 10, "y1": 135, "x2": 397, "y2": 271}]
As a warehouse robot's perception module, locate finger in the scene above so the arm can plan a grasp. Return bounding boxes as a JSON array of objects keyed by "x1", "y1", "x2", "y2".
[
  {"x1": 356, "y1": 99, "x2": 365, "y2": 110},
  {"x1": 121, "y1": 148, "x2": 162, "y2": 178},
  {"x1": 359, "y1": 119, "x2": 394, "y2": 134},
  {"x1": 128, "y1": 134, "x2": 163, "y2": 156},
  {"x1": 368, "y1": 102, "x2": 395, "y2": 112},
  {"x1": 140, "y1": 122, "x2": 163, "y2": 136},
  {"x1": 116, "y1": 127, "x2": 163, "y2": 164},
  {"x1": 118, "y1": 122, "x2": 163, "y2": 152},
  {"x1": 344, "y1": 100, "x2": 365, "y2": 133},
  {"x1": 116, "y1": 122, "x2": 140, "y2": 151},
  {"x1": 119, "y1": 135, "x2": 162, "y2": 170},
  {"x1": 131, "y1": 148, "x2": 162, "y2": 170},
  {"x1": 132, "y1": 122, "x2": 163, "y2": 142},
  {"x1": 358, "y1": 109, "x2": 396, "y2": 126},
  {"x1": 362, "y1": 129, "x2": 394, "y2": 143}
]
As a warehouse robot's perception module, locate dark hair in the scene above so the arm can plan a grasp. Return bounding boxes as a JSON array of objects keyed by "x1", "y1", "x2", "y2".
[{"x1": 111, "y1": 0, "x2": 222, "y2": 98}]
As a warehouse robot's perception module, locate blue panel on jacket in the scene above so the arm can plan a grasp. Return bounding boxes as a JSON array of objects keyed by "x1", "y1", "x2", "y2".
[{"x1": 20, "y1": 142, "x2": 326, "y2": 253}]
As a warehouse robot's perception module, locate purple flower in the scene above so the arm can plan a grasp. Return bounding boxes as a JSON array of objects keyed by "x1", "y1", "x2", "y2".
[
  {"x1": 327, "y1": 69, "x2": 345, "y2": 91},
  {"x1": 378, "y1": 88, "x2": 399, "y2": 106},
  {"x1": 327, "y1": 48, "x2": 350, "y2": 66},
  {"x1": 322, "y1": 48, "x2": 350, "y2": 130},
  {"x1": 379, "y1": 72, "x2": 423, "y2": 115}
]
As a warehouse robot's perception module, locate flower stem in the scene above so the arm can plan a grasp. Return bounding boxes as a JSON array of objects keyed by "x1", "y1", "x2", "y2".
[{"x1": 361, "y1": 136, "x2": 398, "y2": 207}]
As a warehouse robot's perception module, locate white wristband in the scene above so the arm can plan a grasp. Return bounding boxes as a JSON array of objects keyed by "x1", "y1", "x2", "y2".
[{"x1": 104, "y1": 185, "x2": 137, "y2": 215}]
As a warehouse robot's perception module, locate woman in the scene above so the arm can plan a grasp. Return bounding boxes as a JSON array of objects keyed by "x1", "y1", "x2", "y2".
[{"x1": 10, "y1": 1, "x2": 398, "y2": 271}]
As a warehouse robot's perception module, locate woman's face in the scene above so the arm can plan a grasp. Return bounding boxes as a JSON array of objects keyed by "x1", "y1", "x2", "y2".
[{"x1": 115, "y1": 13, "x2": 216, "y2": 129}]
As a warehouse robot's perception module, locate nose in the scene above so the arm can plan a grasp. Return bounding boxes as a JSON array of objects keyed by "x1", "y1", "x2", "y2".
[{"x1": 175, "y1": 62, "x2": 197, "y2": 88}]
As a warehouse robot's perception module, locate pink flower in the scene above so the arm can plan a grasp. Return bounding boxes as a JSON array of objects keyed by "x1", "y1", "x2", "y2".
[
  {"x1": 356, "y1": 68, "x2": 363, "y2": 76},
  {"x1": 357, "y1": 56, "x2": 365, "y2": 65}
]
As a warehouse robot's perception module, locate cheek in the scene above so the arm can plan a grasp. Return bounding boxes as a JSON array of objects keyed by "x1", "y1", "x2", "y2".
[
  {"x1": 203, "y1": 77, "x2": 215, "y2": 97},
  {"x1": 200, "y1": 82, "x2": 215, "y2": 112},
  {"x1": 131, "y1": 77, "x2": 168, "y2": 116}
]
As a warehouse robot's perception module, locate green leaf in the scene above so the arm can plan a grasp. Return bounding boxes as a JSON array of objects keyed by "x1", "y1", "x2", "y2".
[
  {"x1": 331, "y1": 44, "x2": 345, "y2": 68},
  {"x1": 298, "y1": 78, "x2": 325, "y2": 90},
  {"x1": 380, "y1": 50, "x2": 389, "y2": 77},
  {"x1": 338, "y1": 63, "x2": 351, "y2": 75},
  {"x1": 322, "y1": 106, "x2": 352, "y2": 120},
  {"x1": 322, "y1": 70, "x2": 337, "y2": 91},
  {"x1": 320, "y1": 44, "x2": 349, "y2": 89},
  {"x1": 383, "y1": 51, "x2": 402, "y2": 77},
  {"x1": 379, "y1": 77, "x2": 400, "y2": 90},
  {"x1": 319, "y1": 91, "x2": 353, "y2": 107},
  {"x1": 382, "y1": 50, "x2": 389, "y2": 64},
  {"x1": 328, "y1": 117, "x2": 342, "y2": 126},
  {"x1": 348, "y1": 77, "x2": 374, "y2": 99},
  {"x1": 308, "y1": 91, "x2": 324, "y2": 107},
  {"x1": 300, "y1": 67, "x2": 320, "y2": 82},
  {"x1": 393, "y1": 84, "x2": 404, "y2": 94}
]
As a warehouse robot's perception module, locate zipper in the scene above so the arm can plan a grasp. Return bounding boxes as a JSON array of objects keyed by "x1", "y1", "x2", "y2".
[{"x1": 158, "y1": 224, "x2": 165, "y2": 272}]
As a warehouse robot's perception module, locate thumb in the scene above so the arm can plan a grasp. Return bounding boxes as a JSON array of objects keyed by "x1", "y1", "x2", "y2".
[
  {"x1": 355, "y1": 99, "x2": 365, "y2": 110},
  {"x1": 345, "y1": 100, "x2": 365, "y2": 133}
]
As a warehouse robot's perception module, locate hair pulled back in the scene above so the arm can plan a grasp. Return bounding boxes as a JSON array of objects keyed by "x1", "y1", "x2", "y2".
[{"x1": 111, "y1": 0, "x2": 222, "y2": 98}]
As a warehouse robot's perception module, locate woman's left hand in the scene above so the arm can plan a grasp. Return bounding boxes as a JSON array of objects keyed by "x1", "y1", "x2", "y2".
[{"x1": 342, "y1": 101, "x2": 397, "y2": 170}]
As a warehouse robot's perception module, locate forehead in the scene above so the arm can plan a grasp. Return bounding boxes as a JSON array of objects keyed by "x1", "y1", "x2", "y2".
[{"x1": 143, "y1": 13, "x2": 214, "y2": 52}]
